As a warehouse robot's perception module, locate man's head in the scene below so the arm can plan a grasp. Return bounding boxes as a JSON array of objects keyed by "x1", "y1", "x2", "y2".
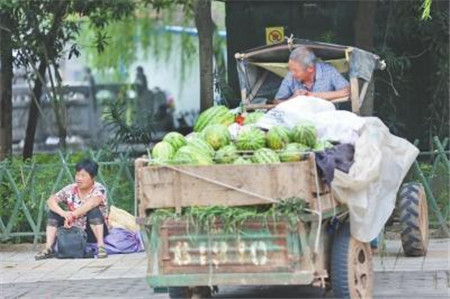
[
  {"x1": 136, "y1": 66, "x2": 144, "y2": 74},
  {"x1": 75, "y1": 159, "x2": 98, "y2": 190},
  {"x1": 288, "y1": 46, "x2": 316, "y2": 82}
]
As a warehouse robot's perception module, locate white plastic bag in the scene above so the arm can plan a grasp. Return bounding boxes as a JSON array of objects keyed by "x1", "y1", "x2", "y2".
[
  {"x1": 331, "y1": 117, "x2": 419, "y2": 242},
  {"x1": 256, "y1": 96, "x2": 335, "y2": 130}
]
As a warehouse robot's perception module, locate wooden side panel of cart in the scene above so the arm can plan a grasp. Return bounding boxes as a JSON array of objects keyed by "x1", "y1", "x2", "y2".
[{"x1": 135, "y1": 156, "x2": 337, "y2": 216}]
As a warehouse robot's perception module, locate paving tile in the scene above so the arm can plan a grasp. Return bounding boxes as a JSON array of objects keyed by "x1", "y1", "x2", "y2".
[
  {"x1": 0, "y1": 273, "x2": 21, "y2": 284},
  {"x1": 13, "y1": 273, "x2": 47, "y2": 283}
]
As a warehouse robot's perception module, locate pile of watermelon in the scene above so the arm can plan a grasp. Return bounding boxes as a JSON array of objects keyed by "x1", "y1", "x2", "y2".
[{"x1": 150, "y1": 106, "x2": 333, "y2": 165}]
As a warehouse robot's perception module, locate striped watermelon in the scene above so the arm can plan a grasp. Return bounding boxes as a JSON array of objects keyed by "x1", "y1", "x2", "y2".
[
  {"x1": 251, "y1": 148, "x2": 280, "y2": 164},
  {"x1": 279, "y1": 143, "x2": 310, "y2": 162},
  {"x1": 236, "y1": 127, "x2": 266, "y2": 151},
  {"x1": 201, "y1": 124, "x2": 231, "y2": 150},
  {"x1": 266, "y1": 126, "x2": 291, "y2": 150},
  {"x1": 172, "y1": 145, "x2": 213, "y2": 165},
  {"x1": 187, "y1": 137, "x2": 215, "y2": 157},
  {"x1": 243, "y1": 111, "x2": 265, "y2": 125},
  {"x1": 163, "y1": 132, "x2": 187, "y2": 151},
  {"x1": 194, "y1": 106, "x2": 235, "y2": 132},
  {"x1": 313, "y1": 139, "x2": 334, "y2": 152},
  {"x1": 151, "y1": 141, "x2": 175, "y2": 162},
  {"x1": 215, "y1": 144, "x2": 238, "y2": 164},
  {"x1": 291, "y1": 122, "x2": 317, "y2": 148},
  {"x1": 233, "y1": 157, "x2": 252, "y2": 165}
]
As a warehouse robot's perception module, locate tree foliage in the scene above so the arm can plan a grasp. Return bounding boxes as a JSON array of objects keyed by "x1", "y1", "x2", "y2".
[
  {"x1": 373, "y1": 0, "x2": 448, "y2": 146},
  {"x1": 0, "y1": 0, "x2": 137, "y2": 159}
]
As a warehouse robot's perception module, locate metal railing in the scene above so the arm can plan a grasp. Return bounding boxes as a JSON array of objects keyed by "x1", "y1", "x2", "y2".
[
  {"x1": 0, "y1": 150, "x2": 135, "y2": 244},
  {"x1": 412, "y1": 137, "x2": 450, "y2": 237}
]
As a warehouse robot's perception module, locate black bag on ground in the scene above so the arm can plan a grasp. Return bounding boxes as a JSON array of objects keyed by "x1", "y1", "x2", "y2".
[{"x1": 56, "y1": 226, "x2": 87, "y2": 259}]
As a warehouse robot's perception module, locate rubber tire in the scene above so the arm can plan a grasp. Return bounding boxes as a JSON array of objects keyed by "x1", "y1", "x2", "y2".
[
  {"x1": 331, "y1": 222, "x2": 373, "y2": 299},
  {"x1": 168, "y1": 286, "x2": 212, "y2": 299},
  {"x1": 398, "y1": 182, "x2": 429, "y2": 257},
  {"x1": 169, "y1": 287, "x2": 192, "y2": 299}
]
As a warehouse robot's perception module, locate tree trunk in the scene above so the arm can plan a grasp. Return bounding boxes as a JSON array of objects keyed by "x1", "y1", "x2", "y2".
[
  {"x1": 0, "y1": 12, "x2": 13, "y2": 161},
  {"x1": 354, "y1": 0, "x2": 377, "y2": 116},
  {"x1": 48, "y1": 64, "x2": 67, "y2": 150},
  {"x1": 194, "y1": 0, "x2": 214, "y2": 112},
  {"x1": 22, "y1": 1, "x2": 67, "y2": 159},
  {"x1": 22, "y1": 61, "x2": 47, "y2": 160},
  {"x1": 354, "y1": 1, "x2": 377, "y2": 51}
]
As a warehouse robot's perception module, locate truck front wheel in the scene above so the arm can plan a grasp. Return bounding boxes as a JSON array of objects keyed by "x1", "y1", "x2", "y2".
[{"x1": 331, "y1": 223, "x2": 373, "y2": 299}]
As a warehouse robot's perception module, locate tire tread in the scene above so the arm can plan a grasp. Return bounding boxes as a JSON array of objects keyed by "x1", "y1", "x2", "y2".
[{"x1": 398, "y1": 182, "x2": 428, "y2": 257}]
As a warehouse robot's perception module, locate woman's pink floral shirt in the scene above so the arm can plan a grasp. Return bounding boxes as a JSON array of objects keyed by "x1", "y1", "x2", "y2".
[{"x1": 55, "y1": 182, "x2": 108, "y2": 229}]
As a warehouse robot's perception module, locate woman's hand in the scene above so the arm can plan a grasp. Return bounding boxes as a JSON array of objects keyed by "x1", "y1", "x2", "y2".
[
  {"x1": 64, "y1": 218, "x2": 72, "y2": 228},
  {"x1": 60, "y1": 211, "x2": 76, "y2": 228}
]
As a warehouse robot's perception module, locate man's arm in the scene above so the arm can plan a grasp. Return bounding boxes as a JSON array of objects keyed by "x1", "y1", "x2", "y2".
[
  {"x1": 308, "y1": 85, "x2": 350, "y2": 101},
  {"x1": 274, "y1": 72, "x2": 294, "y2": 101}
]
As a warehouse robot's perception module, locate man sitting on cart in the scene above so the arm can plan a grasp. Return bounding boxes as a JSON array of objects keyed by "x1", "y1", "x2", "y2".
[{"x1": 274, "y1": 46, "x2": 349, "y2": 103}]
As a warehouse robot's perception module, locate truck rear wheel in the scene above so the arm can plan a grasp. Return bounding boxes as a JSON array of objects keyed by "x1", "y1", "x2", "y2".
[
  {"x1": 399, "y1": 182, "x2": 429, "y2": 257},
  {"x1": 331, "y1": 223, "x2": 373, "y2": 299},
  {"x1": 168, "y1": 286, "x2": 212, "y2": 299}
]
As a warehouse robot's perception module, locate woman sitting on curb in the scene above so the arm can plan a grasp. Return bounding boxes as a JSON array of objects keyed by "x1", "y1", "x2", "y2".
[{"x1": 35, "y1": 159, "x2": 109, "y2": 259}]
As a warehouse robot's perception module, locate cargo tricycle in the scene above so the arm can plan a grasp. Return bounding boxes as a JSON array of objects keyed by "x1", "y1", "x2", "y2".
[{"x1": 136, "y1": 38, "x2": 429, "y2": 299}]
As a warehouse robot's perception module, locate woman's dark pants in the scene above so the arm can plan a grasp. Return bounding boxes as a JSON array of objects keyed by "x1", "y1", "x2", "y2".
[{"x1": 47, "y1": 208, "x2": 109, "y2": 243}]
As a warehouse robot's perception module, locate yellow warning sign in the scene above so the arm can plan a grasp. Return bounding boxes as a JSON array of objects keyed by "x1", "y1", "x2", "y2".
[{"x1": 265, "y1": 27, "x2": 284, "y2": 45}]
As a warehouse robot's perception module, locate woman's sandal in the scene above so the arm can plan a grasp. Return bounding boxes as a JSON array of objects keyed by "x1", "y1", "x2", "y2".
[
  {"x1": 98, "y1": 246, "x2": 108, "y2": 258},
  {"x1": 35, "y1": 248, "x2": 54, "y2": 260}
]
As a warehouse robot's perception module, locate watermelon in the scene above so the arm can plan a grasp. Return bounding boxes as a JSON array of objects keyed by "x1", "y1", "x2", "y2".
[
  {"x1": 285, "y1": 143, "x2": 310, "y2": 151},
  {"x1": 291, "y1": 122, "x2": 317, "y2": 148},
  {"x1": 314, "y1": 139, "x2": 334, "y2": 152},
  {"x1": 172, "y1": 145, "x2": 213, "y2": 165},
  {"x1": 236, "y1": 127, "x2": 266, "y2": 151},
  {"x1": 187, "y1": 137, "x2": 215, "y2": 157},
  {"x1": 201, "y1": 124, "x2": 231, "y2": 150},
  {"x1": 279, "y1": 143, "x2": 310, "y2": 162},
  {"x1": 151, "y1": 141, "x2": 175, "y2": 162},
  {"x1": 194, "y1": 106, "x2": 235, "y2": 132},
  {"x1": 266, "y1": 126, "x2": 291, "y2": 150},
  {"x1": 251, "y1": 148, "x2": 280, "y2": 164},
  {"x1": 233, "y1": 157, "x2": 252, "y2": 165},
  {"x1": 243, "y1": 111, "x2": 265, "y2": 125},
  {"x1": 163, "y1": 132, "x2": 187, "y2": 151},
  {"x1": 215, "y1": 144, "x2": 238, "y2": 164}
]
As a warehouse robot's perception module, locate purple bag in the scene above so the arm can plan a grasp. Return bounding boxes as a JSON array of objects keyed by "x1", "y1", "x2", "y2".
[{"x1": 87, "y1": 228, "x2": 144, "y2": 255}]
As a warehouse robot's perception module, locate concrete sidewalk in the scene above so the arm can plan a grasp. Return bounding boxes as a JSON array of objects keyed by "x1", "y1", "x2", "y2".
[
  {"x1": 1, "y1": 239, "x2": 449, "y2": 298},
  {"x1": 0, "y1": 250, "x2": 147, "y2": 284}
]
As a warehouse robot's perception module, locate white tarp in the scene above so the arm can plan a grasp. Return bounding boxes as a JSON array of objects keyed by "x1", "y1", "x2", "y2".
[
  {"x1": 332, "y1": 117, "x2": 419, "y2": 242},
  {"x1": 256, "y1": 97, "x2": 419, "y2": 242},
  {"x1": 256, "y1": 96, "x2": 336, "y2": 130}
]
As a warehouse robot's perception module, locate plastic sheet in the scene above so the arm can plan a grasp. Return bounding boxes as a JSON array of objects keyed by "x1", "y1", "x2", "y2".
[
  {"x1": 332, "y1": 117, "x2": 419, "y2": 242},
  {"x1": 87, "y1": 228, "x2": 144, "y2": 255}
]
